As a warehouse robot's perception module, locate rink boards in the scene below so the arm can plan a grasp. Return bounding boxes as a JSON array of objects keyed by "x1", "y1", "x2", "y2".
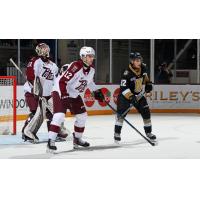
[{"x1": 1, "y1": 84, "x2": 200, "y2": 121}]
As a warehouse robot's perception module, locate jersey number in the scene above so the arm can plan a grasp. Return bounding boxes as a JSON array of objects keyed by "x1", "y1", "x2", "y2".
[
  {"x1": 64, "y1": 71, "x2": 73, "y2": 80},
  {"x1": 121, "y1": 80, "x2": 126, "y2": 86}
]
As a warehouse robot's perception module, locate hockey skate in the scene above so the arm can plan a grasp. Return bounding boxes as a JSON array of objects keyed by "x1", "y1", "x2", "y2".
[
  {"x1": 56, "y1": 132, "x2": 68, "y2": 142},
  {"x1": 56, "y1": 123, "x2": 70, "y2": 142},
  {"x1": 73, "y1": 133, "x2": 90, "y2": 149},
  {"x1": 22, "y1": 129, "x2": 39, "y2": 144},
  {"x1": 46, "y1": 139, "x2": 57, "y2": 153},
  {"x1": 146, "y1": 132, "x2": 158, "y2": 145},
  {"x1": 114, "y1": 133, "x2": 121, "y2": 144}
]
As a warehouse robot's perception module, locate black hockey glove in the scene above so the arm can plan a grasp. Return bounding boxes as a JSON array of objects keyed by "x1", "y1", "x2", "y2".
[
  {"x1": 94, "y1": 89, "x2": 105, "y2": 102},
  {"x1": 145, "y1": 82, "x2": 153, "y2": 93}
]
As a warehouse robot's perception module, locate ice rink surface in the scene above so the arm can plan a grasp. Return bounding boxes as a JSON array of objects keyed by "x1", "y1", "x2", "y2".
[{"x1": 0, "y1": 113, "x2": 200, "y2": 159}]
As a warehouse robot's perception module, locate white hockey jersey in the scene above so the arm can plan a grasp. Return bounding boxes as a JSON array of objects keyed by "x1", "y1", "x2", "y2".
[
  {"x1": 53, "y1": 59, "x2": 97, "y2": 98},
  {"x1": 24, "y1": 57, "x2": 58, "y2": 97}
]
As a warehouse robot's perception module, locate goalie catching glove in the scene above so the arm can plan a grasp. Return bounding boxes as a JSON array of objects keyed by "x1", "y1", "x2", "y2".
[{"x1": 94, "y1": 89, "x2": 105, "y2": 102}]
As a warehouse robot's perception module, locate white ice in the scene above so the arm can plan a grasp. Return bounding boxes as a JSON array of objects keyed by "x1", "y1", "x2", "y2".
[{"x1": 0, "y1": 113, "x2": 200, "y2": 159}]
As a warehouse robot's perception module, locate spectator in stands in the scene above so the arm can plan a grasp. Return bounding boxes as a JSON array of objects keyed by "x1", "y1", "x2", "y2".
[{"x1": 156, "y1": 62, "x2": 173, "y2": 84}]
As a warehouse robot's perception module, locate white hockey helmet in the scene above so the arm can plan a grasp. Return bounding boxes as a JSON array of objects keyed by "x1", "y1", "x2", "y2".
[
  {"x1": 79, "y1": 46, "x2": 95, "y2": 58},
  {"x1": 35, "y1": 43, "x2": 50, "y2": 57}
]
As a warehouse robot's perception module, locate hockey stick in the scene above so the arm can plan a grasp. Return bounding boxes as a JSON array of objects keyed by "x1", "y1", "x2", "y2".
[
  {"x1": 105, "y1": 101, "x2": 155, "y2": 146},
  {"x1": 9, "y1": 58, "x2": 24, "y2": 77},
  {"x1": 10, "y1": 58, "x2": 34, "y2": 90},
  {"x1": 119, "y1": 92, "x2": 145, "y2": 118},
  {"x1": 120, "y1": 104, "x2": 133, "y2": 118}
]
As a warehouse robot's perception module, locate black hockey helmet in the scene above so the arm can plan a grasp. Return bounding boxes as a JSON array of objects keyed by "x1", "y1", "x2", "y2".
[{"x1": 129, "y1": 52, "x2": 142, "y2": 60}]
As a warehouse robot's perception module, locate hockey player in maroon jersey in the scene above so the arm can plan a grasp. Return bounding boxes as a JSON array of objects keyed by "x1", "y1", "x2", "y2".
[
  {"x1": 22, "y1": 43, "x2": 68, "y2": 143},
  {"x1": 47, "y1": 46, "x2": 105, "y2": 152}
]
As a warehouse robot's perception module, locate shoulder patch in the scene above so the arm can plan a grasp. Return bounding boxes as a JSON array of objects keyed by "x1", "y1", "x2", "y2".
[
  {"x1": 142, "y1": 63, "x2": 147, "y2": 67},
  {"x1": 123, "y1": 70, "x2": 129, "y2": 76},
  {"x1": 71, "y1": 65, "x2": 79, "y2": 73},
  {"x1": 69, "y1": 61, "x2": 82, "y2": 73}
]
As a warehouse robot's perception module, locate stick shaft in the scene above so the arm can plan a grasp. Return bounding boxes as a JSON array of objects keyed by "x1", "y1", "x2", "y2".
[{"x1": 9, "y1": 58, "x2": 26, "y2": 79}]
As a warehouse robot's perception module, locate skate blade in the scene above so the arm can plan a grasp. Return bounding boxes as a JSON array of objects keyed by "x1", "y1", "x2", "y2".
[
  {"x1": 28, "y1": 137, "x2": 39, "y2": 144},
  {"x1": 46, "y1": 148, "x2": 57, "y2": 154},
  {"x1": 23, "y1": 136, "x2": 39, "y2": 144},
  {"x1": 56, "y1": 137, "x2": 66, "y2": 142},
  {"x1": 24, "y1": 132, "x2": 35, "y2": 139},
  {"x1": 114, "y1": 140, "x2": 121, "y2": 145},
  {"x1": 22, "y1": 137, "x2": 30, "y2": 142},
  {"x1": 73, "y1": 146, "x2": 80, "y2": 150},
  {"x1": 151, "y1": 140, "x2": 158, "y2": 146},
  {"x1": 23, "y1": 131, "x2": 39, "y2": 143},
  {"x1": 73, "y1": 144, "x2": 90, "y2": 150},
  {"x1": 31, "y1": 139, "x2": 40, "y2": 144}
]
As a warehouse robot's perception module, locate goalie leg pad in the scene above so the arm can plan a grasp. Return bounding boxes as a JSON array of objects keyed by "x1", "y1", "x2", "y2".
[
  {"x1": 23, "y1": 103, "x2": 44, "y2": 140},
  {"x1": 46, "y1": 97, "x2": 53, "y2": 113},
  {"x1": 22, "y1": 111, "x2": 35, "y2": 134}
]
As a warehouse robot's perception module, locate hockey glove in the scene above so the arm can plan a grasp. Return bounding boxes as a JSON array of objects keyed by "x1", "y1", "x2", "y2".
[
  {"x1": 94, "y1": 89, "x2": 105, "y2": 102},
  {"x1": 145, "y1": 82, "x2": 153, "y2": 93},
  {"x1": 129, "y1": 95, "x2": 138, "y2": 106}
]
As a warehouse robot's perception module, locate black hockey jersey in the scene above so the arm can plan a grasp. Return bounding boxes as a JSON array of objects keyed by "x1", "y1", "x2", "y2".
[{"x1": 119, "y1": 63, "x2": 149, "y2": 99}]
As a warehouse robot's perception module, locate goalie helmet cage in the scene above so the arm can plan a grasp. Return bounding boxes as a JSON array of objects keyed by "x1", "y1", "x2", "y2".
[{"x1": 0, "y1": 76, "x2": 17, "y2": 135}]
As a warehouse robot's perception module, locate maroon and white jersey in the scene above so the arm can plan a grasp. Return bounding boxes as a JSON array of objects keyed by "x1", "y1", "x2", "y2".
[
  {"x1": 53, "y1": 60, "x2": 97, "y2": 98},
  {"x1": 24, "y1": 57, "x2": 58, "y2": 96}
]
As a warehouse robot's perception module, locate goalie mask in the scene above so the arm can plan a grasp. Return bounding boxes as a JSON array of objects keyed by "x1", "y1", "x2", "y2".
[{"x1": 35, "y1": 43, "x2": 50, "y2": 57}]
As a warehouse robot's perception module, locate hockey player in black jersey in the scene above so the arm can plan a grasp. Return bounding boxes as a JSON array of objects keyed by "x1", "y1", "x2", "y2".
[{"x1": 114, "y1": 52, "x2": 156, "y2": 143}]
